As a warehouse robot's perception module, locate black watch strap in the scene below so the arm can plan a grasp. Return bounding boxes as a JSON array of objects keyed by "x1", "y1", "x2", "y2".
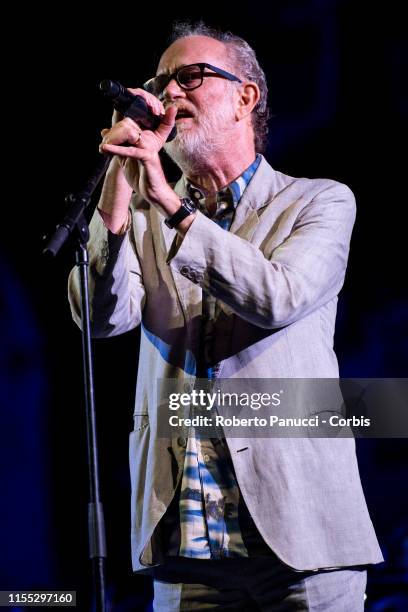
[{"x1": 165, "y1": 198, "x2": 196, "y2": 229}]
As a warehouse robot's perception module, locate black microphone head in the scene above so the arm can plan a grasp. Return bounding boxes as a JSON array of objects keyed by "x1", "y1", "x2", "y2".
[
  {"x1": 99, "y1": 80, "x2": 123, "y2": 98},
  {"x1": 98, "y1": 79, "x2": 177, "y2": 142}
]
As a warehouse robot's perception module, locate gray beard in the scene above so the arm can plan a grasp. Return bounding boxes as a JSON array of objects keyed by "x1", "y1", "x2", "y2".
[
  {"x1": 164, "y1": 103, "x2": 236, "y2": 174},
  {"x1": 164, "y1": 132, "x2": 220, "y2": 174}
]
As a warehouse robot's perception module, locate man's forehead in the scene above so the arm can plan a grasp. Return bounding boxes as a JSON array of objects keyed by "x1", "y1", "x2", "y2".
[{"x1": 157, "y1": 35, "x2": 228, "y2": 74}]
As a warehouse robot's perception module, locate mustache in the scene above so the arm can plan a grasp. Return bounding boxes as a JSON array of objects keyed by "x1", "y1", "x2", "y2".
[{"x1": 165, "y1": 103, "x2": 196, "y2": 117}]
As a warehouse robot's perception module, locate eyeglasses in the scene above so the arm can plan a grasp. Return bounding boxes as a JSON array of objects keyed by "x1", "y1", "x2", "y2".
[{"x1": 143, "y1": 63, "x2": 242, "y2": 99}]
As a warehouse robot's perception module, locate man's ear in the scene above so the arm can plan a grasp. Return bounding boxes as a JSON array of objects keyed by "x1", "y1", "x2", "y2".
[{"x1": 236, "y1": 82, "x2": 260, "y2": 121}]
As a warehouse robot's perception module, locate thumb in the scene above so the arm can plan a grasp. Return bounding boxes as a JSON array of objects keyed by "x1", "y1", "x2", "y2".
[{"x1": 155, "y1": 105, "x2": 177, "y2": 142}]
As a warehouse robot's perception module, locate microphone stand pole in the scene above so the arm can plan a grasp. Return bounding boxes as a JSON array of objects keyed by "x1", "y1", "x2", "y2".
[
  {"x1": 43, "y1": 79, "x2": 176, "y2": 611},
  {"x1": 43, "y1": 152, "x2": 113, "y2": 612}
]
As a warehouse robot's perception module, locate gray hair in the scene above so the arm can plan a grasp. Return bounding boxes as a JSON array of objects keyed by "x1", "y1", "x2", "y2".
[{"x1": 169, "y1": 21, "x2": 270, "y2": 153}]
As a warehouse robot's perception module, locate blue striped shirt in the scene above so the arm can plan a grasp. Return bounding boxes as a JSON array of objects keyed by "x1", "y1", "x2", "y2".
[{"x1": 178, "y1": 154, "x2": 261, "y2": 559}]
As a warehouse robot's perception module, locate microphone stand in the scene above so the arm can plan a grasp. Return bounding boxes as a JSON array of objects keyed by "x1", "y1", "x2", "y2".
[
  {"x1": 43, "y1": 152, "x2": 112, "y2": 612},
  {"x1": 42, "y1": 81, "x2": 176, "y2": 611}
]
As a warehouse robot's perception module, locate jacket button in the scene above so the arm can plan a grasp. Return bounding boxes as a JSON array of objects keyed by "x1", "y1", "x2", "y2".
[
  {"x1": 177, "y1": 436, "x2": 187, "y2": 448},
  {"x1": 180, "y1": 265, "x2": 190, "y2": 276},
  {"x1": 101, "y1": 244, "x2": 109, "y2": 263}
]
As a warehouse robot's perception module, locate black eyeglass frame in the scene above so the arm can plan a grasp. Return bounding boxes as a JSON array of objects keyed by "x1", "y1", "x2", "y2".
[{"x1": 143, "y1": 63, "x2": 242, "y2": 98}]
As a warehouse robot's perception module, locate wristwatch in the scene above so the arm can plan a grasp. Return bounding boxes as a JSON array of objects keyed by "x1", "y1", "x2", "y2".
[{"x1": 165, "y1": 197, "x2": 196, "y2": 229}]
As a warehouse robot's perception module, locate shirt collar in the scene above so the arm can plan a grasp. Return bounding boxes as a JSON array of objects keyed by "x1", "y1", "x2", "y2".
[{"x1": 186, "y1": 154, "x2": 262, "y2": 218}]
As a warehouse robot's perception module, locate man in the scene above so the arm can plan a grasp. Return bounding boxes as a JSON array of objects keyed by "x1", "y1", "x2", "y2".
[{"x1": 69, "y1": 22, "x2": 383, "y2": 611}]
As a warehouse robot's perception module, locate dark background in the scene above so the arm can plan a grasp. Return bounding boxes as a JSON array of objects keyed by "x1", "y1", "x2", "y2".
[{"x1": 1, "y1": 1, "x2": 407, "y2": 610}]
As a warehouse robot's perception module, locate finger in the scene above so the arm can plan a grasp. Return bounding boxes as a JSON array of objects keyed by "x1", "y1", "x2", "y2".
[
  {"x1": 100, "y1": 143, "x2": 145, "y2": 158},
  {"x1": 127, "y1": 130, "x2": 142, "y2": 145},
  {"x1": 154, "y1": 105, "x2": 177, "y2": 142},
  {"x1": 121, "y1": 116, "x2": 143, "y2": 134},
  {"x1": 100, "y1": 128, "x2": 109, "y2": 137},
  {"x1": 127, "y1": 87, "x2": 165, "y2": 116},
  {"x1": 101, "y1": 117, "x2": 141, "y2": 146}
]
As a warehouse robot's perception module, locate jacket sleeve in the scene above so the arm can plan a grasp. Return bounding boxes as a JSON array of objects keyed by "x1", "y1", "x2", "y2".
[
  {"x1": 167, "y1": 182, "x2": 356, "y2": 329},
  {"x1": 68, "y1": 208, "x2": 145, "y2": 338}
]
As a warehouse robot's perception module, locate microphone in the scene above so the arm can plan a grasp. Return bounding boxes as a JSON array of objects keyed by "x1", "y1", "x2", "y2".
[{"x1": 99, "y1": 80, "x2": 176, "y2": 141}]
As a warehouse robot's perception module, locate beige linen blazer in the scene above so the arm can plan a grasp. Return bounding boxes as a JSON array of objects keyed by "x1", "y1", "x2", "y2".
[{"x1": 68, "y1": 156, "x2": 383, "y2": 572}]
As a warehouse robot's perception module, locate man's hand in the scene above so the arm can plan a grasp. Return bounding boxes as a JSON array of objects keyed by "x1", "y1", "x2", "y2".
[
  {"x1": 100, "y1": 97, "x2": 180, "y2": 218},
  {"x1": 100, "y1": 87, "x2": 166, "y2": 191}
]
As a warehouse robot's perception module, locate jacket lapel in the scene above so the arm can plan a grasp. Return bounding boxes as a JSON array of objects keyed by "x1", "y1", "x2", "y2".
[{"x1": 230, "y1": 156, "x2": 279, "y2": 237}]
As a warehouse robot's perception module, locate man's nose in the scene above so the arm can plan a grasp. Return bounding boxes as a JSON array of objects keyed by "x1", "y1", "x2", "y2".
[{"x1": 162, "y1": 77, "x2": 186, "y2": 100}]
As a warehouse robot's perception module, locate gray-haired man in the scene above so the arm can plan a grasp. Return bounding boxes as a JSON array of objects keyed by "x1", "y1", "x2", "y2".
[{"x1": 69, "y1": 22, "x2": 382, "y2": 611}]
